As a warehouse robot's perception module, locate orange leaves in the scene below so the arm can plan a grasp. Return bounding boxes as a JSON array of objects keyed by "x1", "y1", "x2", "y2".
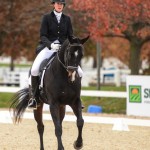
[
  {"x1": 114, "y1": 27, "x2": 121, "y2": 34},
  {"x1": 126, "y1": 0, "x2": 141, "y2": 5},
  {"x1": 0, "y1": 0, "x2": 47, "y2": 60},
  {"x1": 72, "y1": 0, "x2": 95, "y2": 11},
  {"x1": 71, "y1": 0, "x2": 150, "y2": 40}
]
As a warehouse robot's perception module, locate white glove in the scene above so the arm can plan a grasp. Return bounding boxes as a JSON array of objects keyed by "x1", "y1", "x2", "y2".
[{"x1": 51, "y1": 43, "x2": 61, "y2": 50}]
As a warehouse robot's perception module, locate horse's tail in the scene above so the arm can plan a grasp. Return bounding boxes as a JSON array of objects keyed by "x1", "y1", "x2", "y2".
[{"x1": 10, "y1": 87, "x2": 30, "y2": 123}]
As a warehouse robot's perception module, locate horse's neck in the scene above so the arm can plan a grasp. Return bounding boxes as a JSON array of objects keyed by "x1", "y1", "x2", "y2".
[
  {"x1": 52, "y1": 51, "x2": 67, "y2": 75},
  {"x1": 58, "y1": 42, "x2": 68, "y2": 63}
]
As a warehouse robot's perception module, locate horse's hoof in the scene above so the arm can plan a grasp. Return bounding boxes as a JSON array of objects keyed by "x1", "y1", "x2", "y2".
[{"x1": 73, "y1": 141, "x2": 83, "y2": 149}]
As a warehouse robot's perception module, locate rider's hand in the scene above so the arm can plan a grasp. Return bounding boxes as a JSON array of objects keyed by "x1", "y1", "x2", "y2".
[{"x1": 51, "y1": 43, "x2": 61, "y2": 50}]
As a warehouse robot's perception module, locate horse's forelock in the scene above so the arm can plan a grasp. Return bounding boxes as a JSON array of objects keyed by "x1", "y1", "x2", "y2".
[
  {"x1": 60, "y1": 38, "x2": 83, "y2": 53},
  {"x1": 70, "y1": 37, "x2": 81, "y2": 44}
]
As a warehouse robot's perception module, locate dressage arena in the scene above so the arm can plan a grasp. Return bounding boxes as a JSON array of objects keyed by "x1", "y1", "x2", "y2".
[{"x1": 0, "y1": 110, "x2": 150, "y2": 150}]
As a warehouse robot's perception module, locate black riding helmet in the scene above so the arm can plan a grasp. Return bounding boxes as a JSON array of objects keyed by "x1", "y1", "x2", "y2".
[{"x1": 51, "y1": 0, "x2": 66, "y2": 5}]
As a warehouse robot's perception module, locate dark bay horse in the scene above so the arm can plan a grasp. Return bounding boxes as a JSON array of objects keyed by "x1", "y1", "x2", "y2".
[{"x1": 10, "y1": 36, "x2": 89, "y2": 150}]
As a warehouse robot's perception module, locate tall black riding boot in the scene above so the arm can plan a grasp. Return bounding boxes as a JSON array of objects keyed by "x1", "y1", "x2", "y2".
[{"x1": 28, "y1": 75, "x2": 40, "y2": 109}]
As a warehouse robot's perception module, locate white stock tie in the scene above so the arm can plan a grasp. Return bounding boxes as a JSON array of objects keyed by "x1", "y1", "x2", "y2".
[{"x1": 54, "y1": 10, "x2": 62, "y2": 23}]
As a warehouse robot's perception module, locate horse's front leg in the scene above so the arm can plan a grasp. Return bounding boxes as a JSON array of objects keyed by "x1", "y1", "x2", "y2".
[
  {"x1": 34, "y1": 103, "x2": 44, "y2": 150},
  {"x1": 71, "y1": 99, "x2": 84, "y2": 149},
  {"x1": 50, "y1": 104, "x2": 64, "y2": 150}
]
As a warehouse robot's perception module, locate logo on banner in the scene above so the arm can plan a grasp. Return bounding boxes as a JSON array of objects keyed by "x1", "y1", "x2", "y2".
[{"x1": 129, "y1": 85, "x2": 141, "y2": 103}]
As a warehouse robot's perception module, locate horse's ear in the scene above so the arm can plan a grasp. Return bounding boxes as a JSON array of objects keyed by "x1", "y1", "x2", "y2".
[
  {"x1": 68, "y1": 35, "x2": 77, "y2": 44},
  {"x1": 80, "y1": 35, "x2": 90, "y2": 44}
]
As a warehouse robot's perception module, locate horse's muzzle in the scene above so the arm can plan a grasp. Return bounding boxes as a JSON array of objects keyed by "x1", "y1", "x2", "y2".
[{"x1": 67, "y1": 66, "x2": 78, "y2": 82}]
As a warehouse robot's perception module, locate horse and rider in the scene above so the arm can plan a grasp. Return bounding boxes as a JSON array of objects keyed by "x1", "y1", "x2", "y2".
[{"x1": 10, "y1": 0, "x2": 89, "y2": 149}]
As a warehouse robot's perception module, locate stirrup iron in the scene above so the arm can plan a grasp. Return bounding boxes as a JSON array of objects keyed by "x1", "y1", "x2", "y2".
[{"x1": 28, "y1": 98, "x2": 38, "y2": 110}]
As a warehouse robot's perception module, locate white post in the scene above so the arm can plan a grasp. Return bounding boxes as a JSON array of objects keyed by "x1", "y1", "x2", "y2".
[
  {"x1": 114, "y1": 69, "x2": 121, "y2": 87},
  {"x1": 19, "y1": 72, "x2": 29, "y2": 88}
]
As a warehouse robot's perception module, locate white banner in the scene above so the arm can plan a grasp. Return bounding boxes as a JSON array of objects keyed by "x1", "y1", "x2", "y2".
[{"x1": 126, "y1": 75, "x2": 150, "y2": 117}]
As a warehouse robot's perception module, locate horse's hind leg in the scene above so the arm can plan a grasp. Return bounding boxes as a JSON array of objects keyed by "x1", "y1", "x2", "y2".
[
  {"x1": 71, "y1": 100, "x2": 84, "y2": 149},
  {"x1": 34, "y1": 103, "x2": 44, "y2": 150}
]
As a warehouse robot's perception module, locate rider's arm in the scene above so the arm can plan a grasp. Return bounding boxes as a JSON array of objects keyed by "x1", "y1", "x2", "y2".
[{"x1": 40, "y1": 15, "x2": 52, "y2": 49}]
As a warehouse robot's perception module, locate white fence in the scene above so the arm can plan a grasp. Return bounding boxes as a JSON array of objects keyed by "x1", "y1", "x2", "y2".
[
  {"x1": 0, "y1": 71, "x2": 20, "y2": 86},
  {"x1": 82, "y1": 68, "x2": 131, "y2": 87},
  {"x1": 0, "y1": 68, "x2": 131, "y2": 87},
  {"x1": 0, "y1": 68, "x2": 29, "y2": 87},
  {"x1": 81, "y1": 90, "x2": 127, "y2": 98}
]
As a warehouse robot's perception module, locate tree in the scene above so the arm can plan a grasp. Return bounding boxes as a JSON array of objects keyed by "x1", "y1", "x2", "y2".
[
  {"x1": 65, "y1": 1, "x2": 96, "y2": 68},
  {"x1": 0, "y1": 0, "x2": 49, "y2": 70},
  {"x1": 71, "y1": 0, "x2": 150, "y2": 74}
]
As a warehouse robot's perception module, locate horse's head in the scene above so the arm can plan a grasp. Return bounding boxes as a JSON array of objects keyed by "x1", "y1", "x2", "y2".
[{"x1": 63, "y1": 35, "x2": 89, "y2": 81}]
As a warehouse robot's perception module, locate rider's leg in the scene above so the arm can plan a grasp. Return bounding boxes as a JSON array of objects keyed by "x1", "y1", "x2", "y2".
[
  {"x1": 28, "y1": 47, "x2": 55, "y2": 109},
  {"x1": 28, "y1": 75, "x2": 40, "y2": 109}
]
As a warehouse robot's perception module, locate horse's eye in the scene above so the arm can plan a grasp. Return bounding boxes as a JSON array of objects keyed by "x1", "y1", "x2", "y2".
[
  {"x1": 68, "y1": 52, "x2": 73, "y2": 59},
  {"x1": 71, "y1": 53, "x2": 74, "y2": 57},
  {"x1": 68, "y1": 52, "x2": 74, "y2": 58}
]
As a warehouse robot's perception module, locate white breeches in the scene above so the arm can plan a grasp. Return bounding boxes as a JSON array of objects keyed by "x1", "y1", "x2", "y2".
[
  {"x1": 31, "y1": 48, "x2": 83, "y2": 77},
  {"x1": 31, "y1": 47, "x2": 56, "y2": 76}
]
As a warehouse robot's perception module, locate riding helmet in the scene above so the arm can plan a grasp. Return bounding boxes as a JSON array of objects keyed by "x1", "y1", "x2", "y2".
[{"x1": 51, "y1": 0, "x2": 66, "y2": 4}]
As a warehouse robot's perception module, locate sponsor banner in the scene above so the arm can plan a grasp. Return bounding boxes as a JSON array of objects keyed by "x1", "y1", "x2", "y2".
[{"x1": 126, "y1": 76, "x2": 150, "y2": 117}]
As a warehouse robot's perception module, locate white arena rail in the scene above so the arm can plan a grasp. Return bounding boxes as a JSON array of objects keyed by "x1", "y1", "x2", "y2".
[
  {"x1": 81, "y1": 90, "x2": 127, "y2": 98},
  {"x1": 0, "y1": 86, "x2": 127, "y2": 98},
  {"x1": 0, "y1": 87, "x2": 20, "y2": 93}
]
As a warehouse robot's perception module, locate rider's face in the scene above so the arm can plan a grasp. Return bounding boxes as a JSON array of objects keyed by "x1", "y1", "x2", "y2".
[{"x1": 54, "y1": 2, "x2": 64, "y2": 12}]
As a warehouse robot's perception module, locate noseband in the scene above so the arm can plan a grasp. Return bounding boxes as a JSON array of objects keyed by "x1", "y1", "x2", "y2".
[{"x1": 57, "y1": 43, "x2": 83, "y2": 72}]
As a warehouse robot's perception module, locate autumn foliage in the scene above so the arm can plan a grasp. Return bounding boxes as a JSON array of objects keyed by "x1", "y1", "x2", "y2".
[
  {"x1": 71, "y1": 0, "x2": 150, "y2": 74},
  {"x1": 72, "y1": 0, "x2": 150, "y2": 39}
]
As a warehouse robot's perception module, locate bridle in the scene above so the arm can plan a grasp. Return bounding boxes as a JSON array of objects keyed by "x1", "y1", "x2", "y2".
[
  {"x1": 57, "y1": 43, "x2": 83, "y2": 72},
  {"x1": 57, "y1": 51, "x2": 67, "y2": 69}
]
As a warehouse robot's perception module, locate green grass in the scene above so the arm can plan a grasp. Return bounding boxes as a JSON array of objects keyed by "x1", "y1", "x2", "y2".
[
  {"x1": 81, "y1": 85, "x2": 126, "y2": 114},
  {"x1": 0, "y1": 63, "x2": 31, "y2": 67},
  {"x1": 0, "y1": 93, "x2": 13, "y2": 108},
  {"x1": 0, "y1": 85, "x2": 126, "y2": 114},
  {"x1": 82, "y1": 96, "x2": 126, "y2": 114}
]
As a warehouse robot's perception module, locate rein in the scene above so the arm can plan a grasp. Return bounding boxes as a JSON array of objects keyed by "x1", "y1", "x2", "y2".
[{"x1": 57, "y1": 51, "x2": 67, "y2": 70}]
